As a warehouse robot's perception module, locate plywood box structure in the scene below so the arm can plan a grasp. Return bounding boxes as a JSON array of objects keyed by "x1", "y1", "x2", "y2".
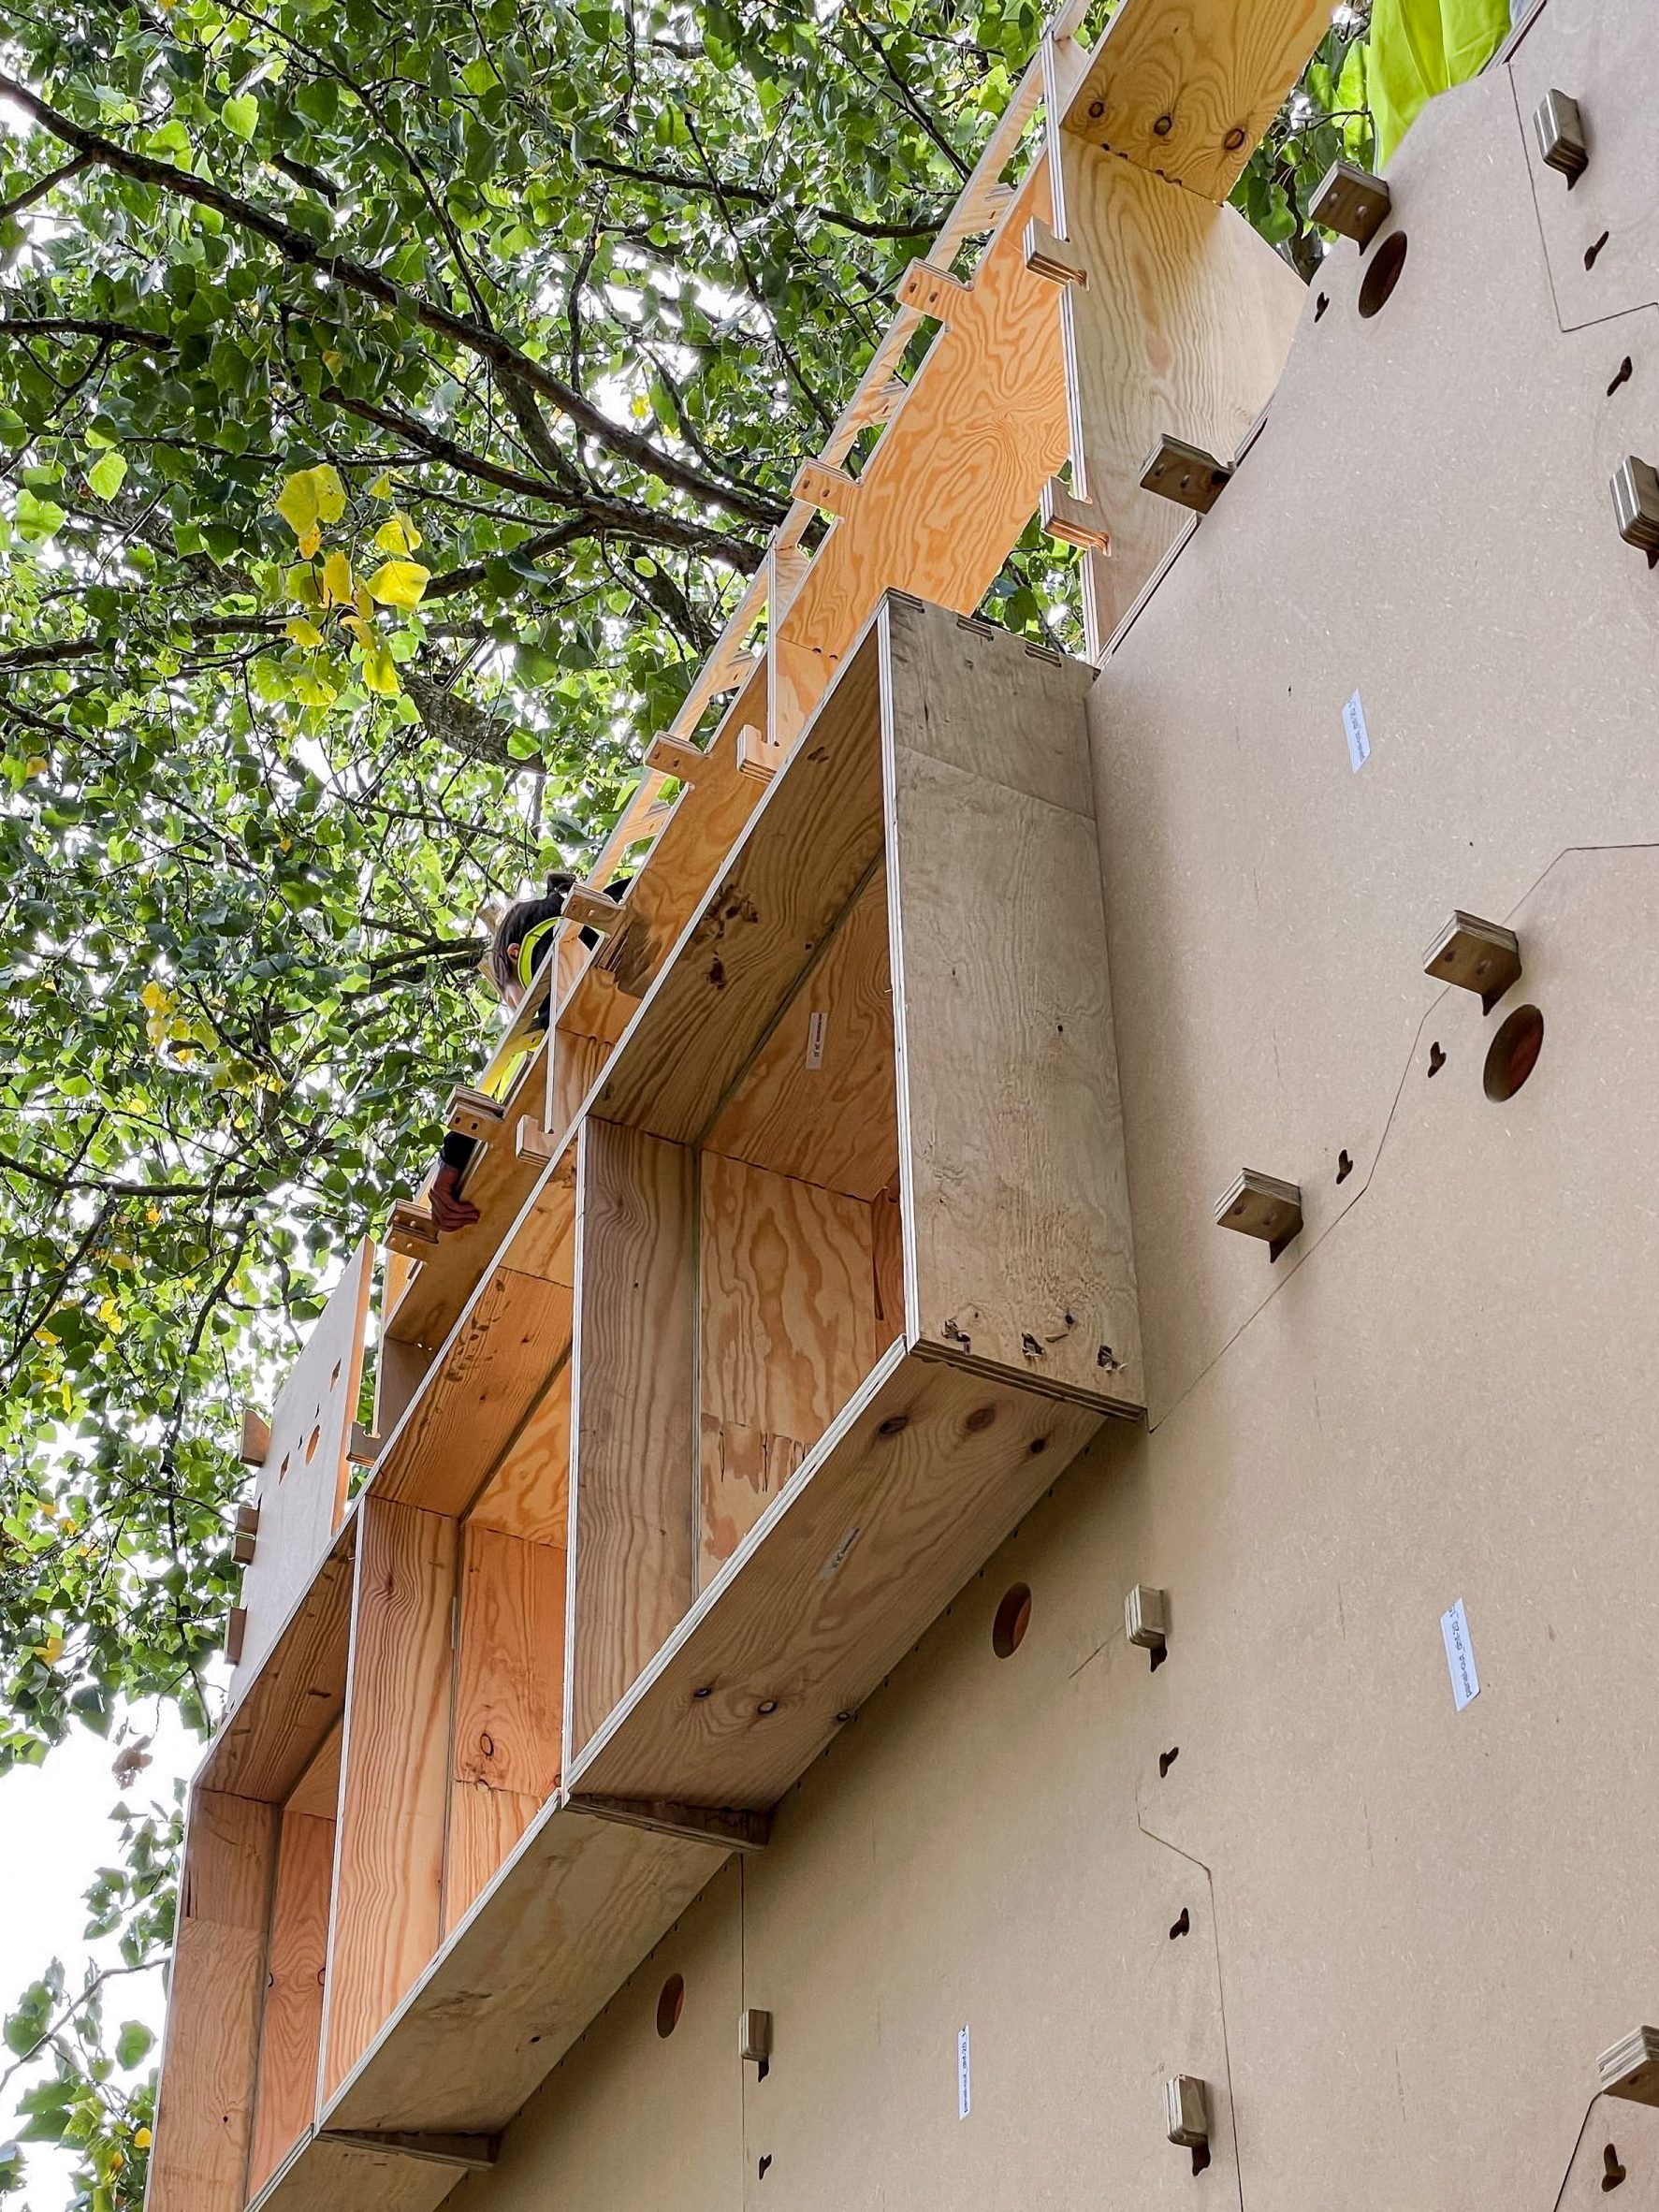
[{"x1": 147, "y1": 0, "x2": 1659, "y2": 2208}]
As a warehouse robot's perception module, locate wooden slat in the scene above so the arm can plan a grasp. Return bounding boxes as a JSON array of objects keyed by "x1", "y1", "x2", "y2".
[
  {"x1": 322, "y1": 1500, "x2": 456, "y2": 2102},
  {"x1": 572, "y1": 1345, "x2": 1100, "y2": 1811},
  {"x1": 701, "y1": 869, "x2": 898, "y2": 1201},
  {"x1": 147, "y1": 1791, "x2": 279, "y2": 2212},
  {"x1": 248, "y1": 1809, "x2": 336, "y2": 2197},
  {"x1": 594, "y1": 625, "x2": 887, "y2": 1146},
  {"x1": 698, "y1": 1154, "x2": 879, "y2": 1588},
  {"x1": 320, "y1": 1798, "x2": 733, "y2": 2139},
  {"x1": 451, "y1": 1524, "x2": 564, "y2": 1800},
  {"x1": 1061, "y1": 0, "x2": 1332, "y2": 198},
  {"x1": 567, "y1": 1122, "x2": 697, "y2": 1755},
  {"x1": 201, "y1": 1535, "x2": 354, "y2": 1804},
  {"x1": 462, "y1": 1357, "x2": 572, "y2": 1545}
]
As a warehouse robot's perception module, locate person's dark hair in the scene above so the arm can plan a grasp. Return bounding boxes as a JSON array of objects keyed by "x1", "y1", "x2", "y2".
[{"x1": 488, "y1": 879, "x2": 573, "y2": 998}]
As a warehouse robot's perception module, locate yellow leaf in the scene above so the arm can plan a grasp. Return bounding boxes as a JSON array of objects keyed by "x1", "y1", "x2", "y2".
[
  {"x1": 24, "y1": 754, "x2": 48, "y2": 779},
  {"x1": 395, "y1": 509, "x2": 421, "y2": 549},
  {"x1": 360, "y1": 641, "x2": 400, "y2": 696},
  {"x1": 297, "y1": 524, "x2": 322, "y2": 560},
  {"x1": 364, "y1": 559, "x2": 430, "y2": 610},
  {"x1": 36, "y1": 1633, "x2": 64, "y2": 1664},
  {"x1": 372, "y1": 517, "x2": 409, "y2": 556},
  {"x1": 322, "y1": 550, "x2": 354, "y2": 604},
  {"x1": 284, "y1": 617, "x2": 324, "y2": 647},
  {"x1": 284, "y1": 561, "x2": 320, "y2": 608},
  {"x1": 139, "y1": 980, "x2": 172, "y2": 1015},
  {"x1": 342, "y1": 612, "x2": 371, "y2": 643},
  {"x1": 275, "y1": 462, "x2": 346, "y2": 541},
  {"x1": 369, "y1": 472, "x2": 394, "y2": 500},
  {"x1": 134, "y1": 2132, "x2": 152, "y2": 2153},
  {"x1": 322, "y1": 348, "x2": 342, "y2": 372},
  {"x1": 96, "y1": 1295, "x2": 124, "y2": 1334},
  {"x1": 144, "y1": 1204, "x2": 161, "y2": 1226},
  {"x1": 353, "y1": 587, "x2": 373, "y2": 623}
]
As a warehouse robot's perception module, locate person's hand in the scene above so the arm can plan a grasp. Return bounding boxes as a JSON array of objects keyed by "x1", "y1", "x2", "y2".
[{"x1": 429, "y1": 1161, "x2": 480, "y2": 1233}]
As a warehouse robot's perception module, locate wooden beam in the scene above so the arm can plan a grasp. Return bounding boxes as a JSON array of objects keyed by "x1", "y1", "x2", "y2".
[
  {"x1": 565, "y1": 1795, "x2": 772, "y2": 1853},
  {"x1": 321, "y1": 2132, "x2": 499, "y2": 2172}
]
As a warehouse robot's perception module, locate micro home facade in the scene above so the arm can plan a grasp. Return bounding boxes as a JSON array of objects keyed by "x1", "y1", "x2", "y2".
[{"x1": 148, "y1": 1, "x2": 1659, "y2": 2208}]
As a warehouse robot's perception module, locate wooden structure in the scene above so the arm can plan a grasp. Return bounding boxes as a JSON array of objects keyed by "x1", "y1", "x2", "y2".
[{"x1": 148, "y1": 0, "x2": 1659, "y2": 2208}]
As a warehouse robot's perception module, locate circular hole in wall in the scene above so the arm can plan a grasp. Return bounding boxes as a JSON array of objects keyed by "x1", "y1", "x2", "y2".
[
  {"x1": 656, "y1": 1973, "x2": 685, "y2": 2039},
  {"x1": 1358, "y1": 230, "x2": 1408, "y2": 318},
  {"x1": 1484, "y1": 1004, "x2": 1545, "y2": 1101},
  {"x1": 991, "y1": 1583, "x2": 1032, "y2": 1659}
]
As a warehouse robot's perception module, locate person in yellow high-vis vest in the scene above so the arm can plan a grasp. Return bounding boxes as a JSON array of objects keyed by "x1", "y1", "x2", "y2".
[{"x1": 1357, "y1": 0, "x2": 1511, "y2": 166}]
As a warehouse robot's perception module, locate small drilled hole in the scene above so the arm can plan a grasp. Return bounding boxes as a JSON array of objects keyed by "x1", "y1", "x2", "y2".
[
  {"x1": 1427, "y1": 1041, "x2": 1446, "y2": 1077},
  {"x1": 1158, "y1": 1745, "x2": 1179, "y2": 1777},
  {"x1": 758, "y1": 2154, "x2": 773, "y2": 2178},
  {"x1": 1336, "y1": 1148, "x2": 1353, "y2": 1183},
  {"x1": 1170, "y1": 1908, "x2": 1190, "y2": 1939},
  {"x1": 656, "y1": 1974, "x2": 685, "y2": 2038},
  {"x1": 1314, "y1": 291, "x2": 1330, "y2": 322},
  {"x1": 329, "y1": 1361, "x2": 342, "y2": 1388},
  {"x1": 1359, "y1": 229, "x2": 1408, "y2": 317},
  {"x1": 1484, "y1": 1004, "x2": 1544, "y2": 1101},
  {"x1": 305, "y1": 1425, "x2": 321, "y2": 1463},
  {"x1": 1608, "y1": 356, "x2": 1633, "y2": 396},
  {"x1": 992, "y1": 1583, "x2": 1031, "y2": 1658},
  {"x1": 1585, "y1": 229, "x2": 1609, "y2": 270}
]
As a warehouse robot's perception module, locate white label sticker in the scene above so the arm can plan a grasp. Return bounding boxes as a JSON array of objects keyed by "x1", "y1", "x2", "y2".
[
  {"x1": 1343, "y1": 689, "x2": 1371, "y2": 772},
  {"x1": 957, "y1": 2025, "x2": 971, "y2": 2119},
  {"x1": 805, "y1": 1010, "x2": 828, "y2": 1070},
  {"x1": 1440, "y1": 1597, "x2": 1480, "y2": 1710}
]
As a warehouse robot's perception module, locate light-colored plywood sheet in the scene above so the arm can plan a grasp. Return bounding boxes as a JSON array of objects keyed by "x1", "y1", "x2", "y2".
[
  {"x1": 235, "y1": 1243, "x2": 371, "y2": 1691},
  {"x1": 701, "y1": 871, "x2": 898, "y2": 1201},
  {"x1": 452, "y1": 1524, "x2": 564, "y2": 1800},
  {"x1": 443, "y1": 1783, "x2": 541, "y2": 1939},
  {"x1": 248, "y1": 1809, "x2": 335, "y2": 2197},
  {"x1": 1061, "y1": 0, "x2": 1332, "y2": 196},
  {"x1": 203, "y1": 1534, "x2": 353, "y2": 1805},
  {"x1": 322, "y1": 1500, "x2": 456, "y2": 2102},
  {"x1": 1055, "y1": 139, "x2": 1303, "y2": 648},
  {"x1": 1084, "y1": 54, "x2": 1659, "y2": 1423},
  {"x1": 594, "y1": 628, "x2": 887, "y2": 1147},
  {"x1": 147, "y1": 1790, "x2": 278, "y2": 2212},
  {"x1": 770, "y1": 158, "x2": 1069, "y2": 751},
  {"x1": 571, "y1": 1342, "x2": 1100, "y2": 1810},
  {"x1": 321, "y1": 1797, "x2": 734, "y2": 2138},
  {"x1": 698, "y1": 1154, "x2": 879, "y2": 1587},
  {"x1": 568, "y1": 1122, "x2": 697, "y2": 1755},
  {"x1": 880, "y1": 599, "x2": 1142, "y2": 1411},
  {"x1": 1509, "y1": 0, "x2": 1659, "y2": 328},
  {"x1": 249, "y1": 2132, "x2": 460, "y2": 2212},
  {"x1": 284, "y1": 1717, "x2": 342, "y2": 1823},
  {"x1": 464, "y1": 1358, "x2": 572, "y2": 1546}
]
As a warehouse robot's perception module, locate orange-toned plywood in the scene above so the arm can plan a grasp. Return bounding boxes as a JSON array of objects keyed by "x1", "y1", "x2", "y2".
[
  {"x1": 769, "y1": 157, "x2": 1070, "y2": 751},
  {"x1": 567, "y1": 1122, "x2": 697, "y2": 1755},
  {"x1": 147, "y1": 1790, "x2": 278, "y2": 2212},
  {"x1": 284, "y1": 1716, "x2": 342, "y2": 1822},
  {"x1": 697, "y1": 1153, "x2": 879, "y2": 1587},
  {"x1": 452, "y1": 1524, "x2": 565, "y2": 1800},
  {"x1": 248, "y1": 1808, "x2": 335, "y2": 2196},
  {"x1": 235, "y1": 1242, "x2": 371, "y2": 1691},
  {"x1": 203, "y1": 1533, "x2": 353, "y2": 1806},
  {"x1": 321, "y1": 1498, "x2": 456, "y2": 2101},
  {"x1": 464, "y1": 1357, "x2": 572, "y2": 1546},
  {"x1": 442, "y1": 1783, "x2": 541, "y2": 1938}
]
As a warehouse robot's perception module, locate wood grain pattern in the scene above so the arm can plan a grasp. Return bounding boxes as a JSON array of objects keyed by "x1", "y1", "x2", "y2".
[
  {"x1": 464, "y1": 1356, "x2": 572, "y2": 1545},
  {"x1": 202, "y1": 1537, "x2": 353, "y2": 1805},
  {"x1": 284, "y1": 1717, "x2": 342, "y2": 1823},
  {"x1": 321, "y1": 1500, "x2": 456, "y2": 2102},
  {"x1": 322, "y1": 1798, "x2": 732, "y2": 2137},
  {"x1": 698, "y1": 1154, "x2": 879, "y2": 1585},
  {"x1": 235, "y1": 1242, "x2": 371, "y2": 1693},
  {"x1": 147, "y1": 1790, "x2": 278, "y2": 2212},
  {"x1": 1061, "y1": 0, "x2": 1332, "y2": 197},
  {"x1": 573, "y1": 1345, "x2": 1100, "y2": 1810},
  {"x1": 567, "y1": 1122, "x2": 697, "y2": 1757},
  {"x1": 1055, "y1": 139, "x2": 1302, "y2": 648},
  {"x1": 442, "y1": 1783, "x2": 541, "y2": 1939},
  {"x1": 871, "y1": 1183, "x2": 906, "y2": 1343},
  {"x1": 249, "y1": 2133, "x2": 460, "y2": 2212},
  {"x1": 596, "y1": 627, "x2": 887, "y2": 1146},
  {"x1": 248, "y1": 1809, "x2": 335, "y2": 2196},
  {"x1": 451, "y1": 1524, "x2": 564, "y2": 1799},
  {"x1": 702, "y1": 869, "x2": 898, "y2": 1200},
  {"x1": 545, "y1": 1025, "x2": 606, "y2": 1152}
]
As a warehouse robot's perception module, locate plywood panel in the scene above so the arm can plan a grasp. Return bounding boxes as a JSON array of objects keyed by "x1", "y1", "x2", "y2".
[
  {"x1": 322, "y1": 1797, "x2": 734, "y2": 2137},
  {"x1": 204, "y1": 1536, "x2": 353, "y2": 1804},
  {"x1": 284, "y1": 1718, "x2": 342, "y2": 1823},
  {"x1": 235, "y1": 1243, "x2": 371, "y2": 1691},
  {"x1": 572, "y1": 1344, "x2": 1100, "y2": 1810},
  {"x1": 250, "y1": 2133, "x2": 460, "y2": 2212},
  {"x1": 568, "y1": 1122, "x2": 697, "y2": 1755},
  {"x1": 452, "y1": 1524, "x2": 564, "y2": 1799},
  {"x1": 322, "y1": 1499, "x2": 456, "y2": 2101},
  {"x1": 443, "y1": 1783, "x2": 541, "y2": 1938},
  {"x1": 148, "y1": 1790, "x2": 278, "y2": 2212},
  {"x1": 881, "y1": 601, "x2": 1142, "y2": 1411},
  {"x1": 698, "y1": 1154, "x2": 879, "y2": 1585},
  {"x1": 248, "y1": 1809, "x2": 335, "y2": 2196},
  {"x1": 702, "y1": 871, "x2": 898, "y2": 1201},
  {"x1": 464, "y1": 1358, "x2": 572, "y2": 1545},
  {"x1": 1083, "y1": 54, "x2": 1659, "y2": 1422},
  {"x1": 1055, "y1": 139, "x2": 1303, "y2": 648}
]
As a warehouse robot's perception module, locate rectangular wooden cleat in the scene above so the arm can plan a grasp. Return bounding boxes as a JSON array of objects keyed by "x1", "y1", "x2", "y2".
[
  {"x1": 444, "y1": 1084, "x2": 504, "y2": 1145},
  {"x1": 1600, "y1": 2027, "x2": 1659, "y2": 2103},
  {"x1": 225, "y1": 1606, "x2": 247, "y2": 1666},
  {"x1": 896, "y1": 259, "x2": 969, "y2": 319},
  {"x1": 1125, "y1": 1583, "x2": 1170, "y2": 1650},
  {"x1": 791, "y1": 460, "x2": 859, "y2": 518},
  {"x1": 1164, "y1": 2074, "x2": 1210, "y2": 2147},
  {"x1": 737, "y1": 721, "x2": 785, "y2": 782},
  {"x1": 1041, "y1": 475, "x2": 1111, "y2": 553},
  {"x1": 1422, "y1": 910, "x2": 1522, "y2": 1011},
  {"x1": 1023, "y1": 216, "x2": 1087, "y2": 286},
  {"x1": 1311, "y1": 158, "x2": 1392, "y2": 246},
  {"x1": 563, "y1": 884, "x2": 624, "y2": 937},
  {"x1": 644, "y1": 732, "x2": 712, "y2": 786},
  {"x1": 345, "y1": 1422, "x2": 379, "y2": 1467},
  {"x1": 239, "y1": 1408, "x2": 270, "y2": 1468},
  {"x1": 386, "y1": 1200, "x2": 441, "y2": 1261},
  {"x1": 1611, "y1": 457, "x2": 1659, "y2": 551},
  {"x1": 1215, "y1": 1171, "x2": 1303, "y2": 1259},
  {"x1": 1534, "y1": 88, "x2": 1589, "y2": 180},
  {"x1": 515, "y1": 1116, "x2": 561, "y2": 1164},
  {"x1": 1140, "y1": 434, "x2": 1232, "y2": 515},
  {"x1": 739, "y1": 2008, "x2": 774, "y2": 2063}
]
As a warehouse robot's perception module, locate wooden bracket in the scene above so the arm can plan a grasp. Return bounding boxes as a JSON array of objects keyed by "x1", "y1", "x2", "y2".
[
  {"x1": 645, "y1": 733, "x2": 714, "y2": 786},
  {"x1": 386, "y1": 1201, "x2": 441, "y2": 1261},
  {"x1": 1310, "y1": 159, "x2": 1391, "y2": 247},
  {"x1": 323, "y1": 2132, "x2": 501, "y2": 2171},
  {"x1": 897, "y1": 259, "x2": 970, "y2": 320},
  {"x1": 1600, "y1": 2027, "x2": 1659, "y2": 2104},
  {"x1": 239, "y1": 1407, "x2": 270, "y2": 1468},
  {"x1": 1023, "y1": 216, "x2": 1087, "y2": 286},
  {"x1": 346, "y1": 1422, "x2": 379, "y2": 1467},
  {"x1": 1215, "y1": 1171, "x2": 1303, "y2": 1261},
  {"x1": 566, "y1": 1795, "x2": 773, "y2": 1854},
  {"x1": 444, "y1": 1085, "x2": 505, "y2": 1146},
  {"x1": 1140, "y1": 434, "x2": 1232, "y2": 515},
  {"x1": 1534, "y1": 88, "x2": 1589, "y2": 181},
  {"x1": 712, "y1": 650, "x2": 764, "y2": 694},
  {"x1": 791, "y1": 459, "x2": 859, "y2": 519},
  {"x1": 739, "y1": 2007, "x2": 774, "y2": 2063},
  {"x1": 1611, "y1": 456, "x2": 1659, "y2": 552},
  {"x1": 563, "y1": 883, "x2": 624, "y2": 937},
  {"x1": 737, "y1": 722, "x2": 785, "y2": 783},
  {"x1": 1041, "y1": 476, "x2": 1111, "y2": 553},
  {"x1": 232, "y1": 1501, "x2": 259, "y2": 1565},
  {"x1": 226, "y1": 1606, "x2": 247, "y2": 1666},
  {"x1": 1422, "y1": 910, "x2": 1522, "y2": 1012},
  {"x1": 515, "y1": 1115, "x2": 562, "y2": 1165},
  {"x1": 1125, "y1": 1584, "x2": 1169, "y2": 1651},
  {"x1": 1164, "y1": 2074, "x2": 1210, "y2": 2148}
]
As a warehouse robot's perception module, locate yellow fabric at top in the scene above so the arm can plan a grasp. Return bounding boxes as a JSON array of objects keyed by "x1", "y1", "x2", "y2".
[{"x1": 1363, "y1": 0, "x2": 1510, "y2": 164}]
